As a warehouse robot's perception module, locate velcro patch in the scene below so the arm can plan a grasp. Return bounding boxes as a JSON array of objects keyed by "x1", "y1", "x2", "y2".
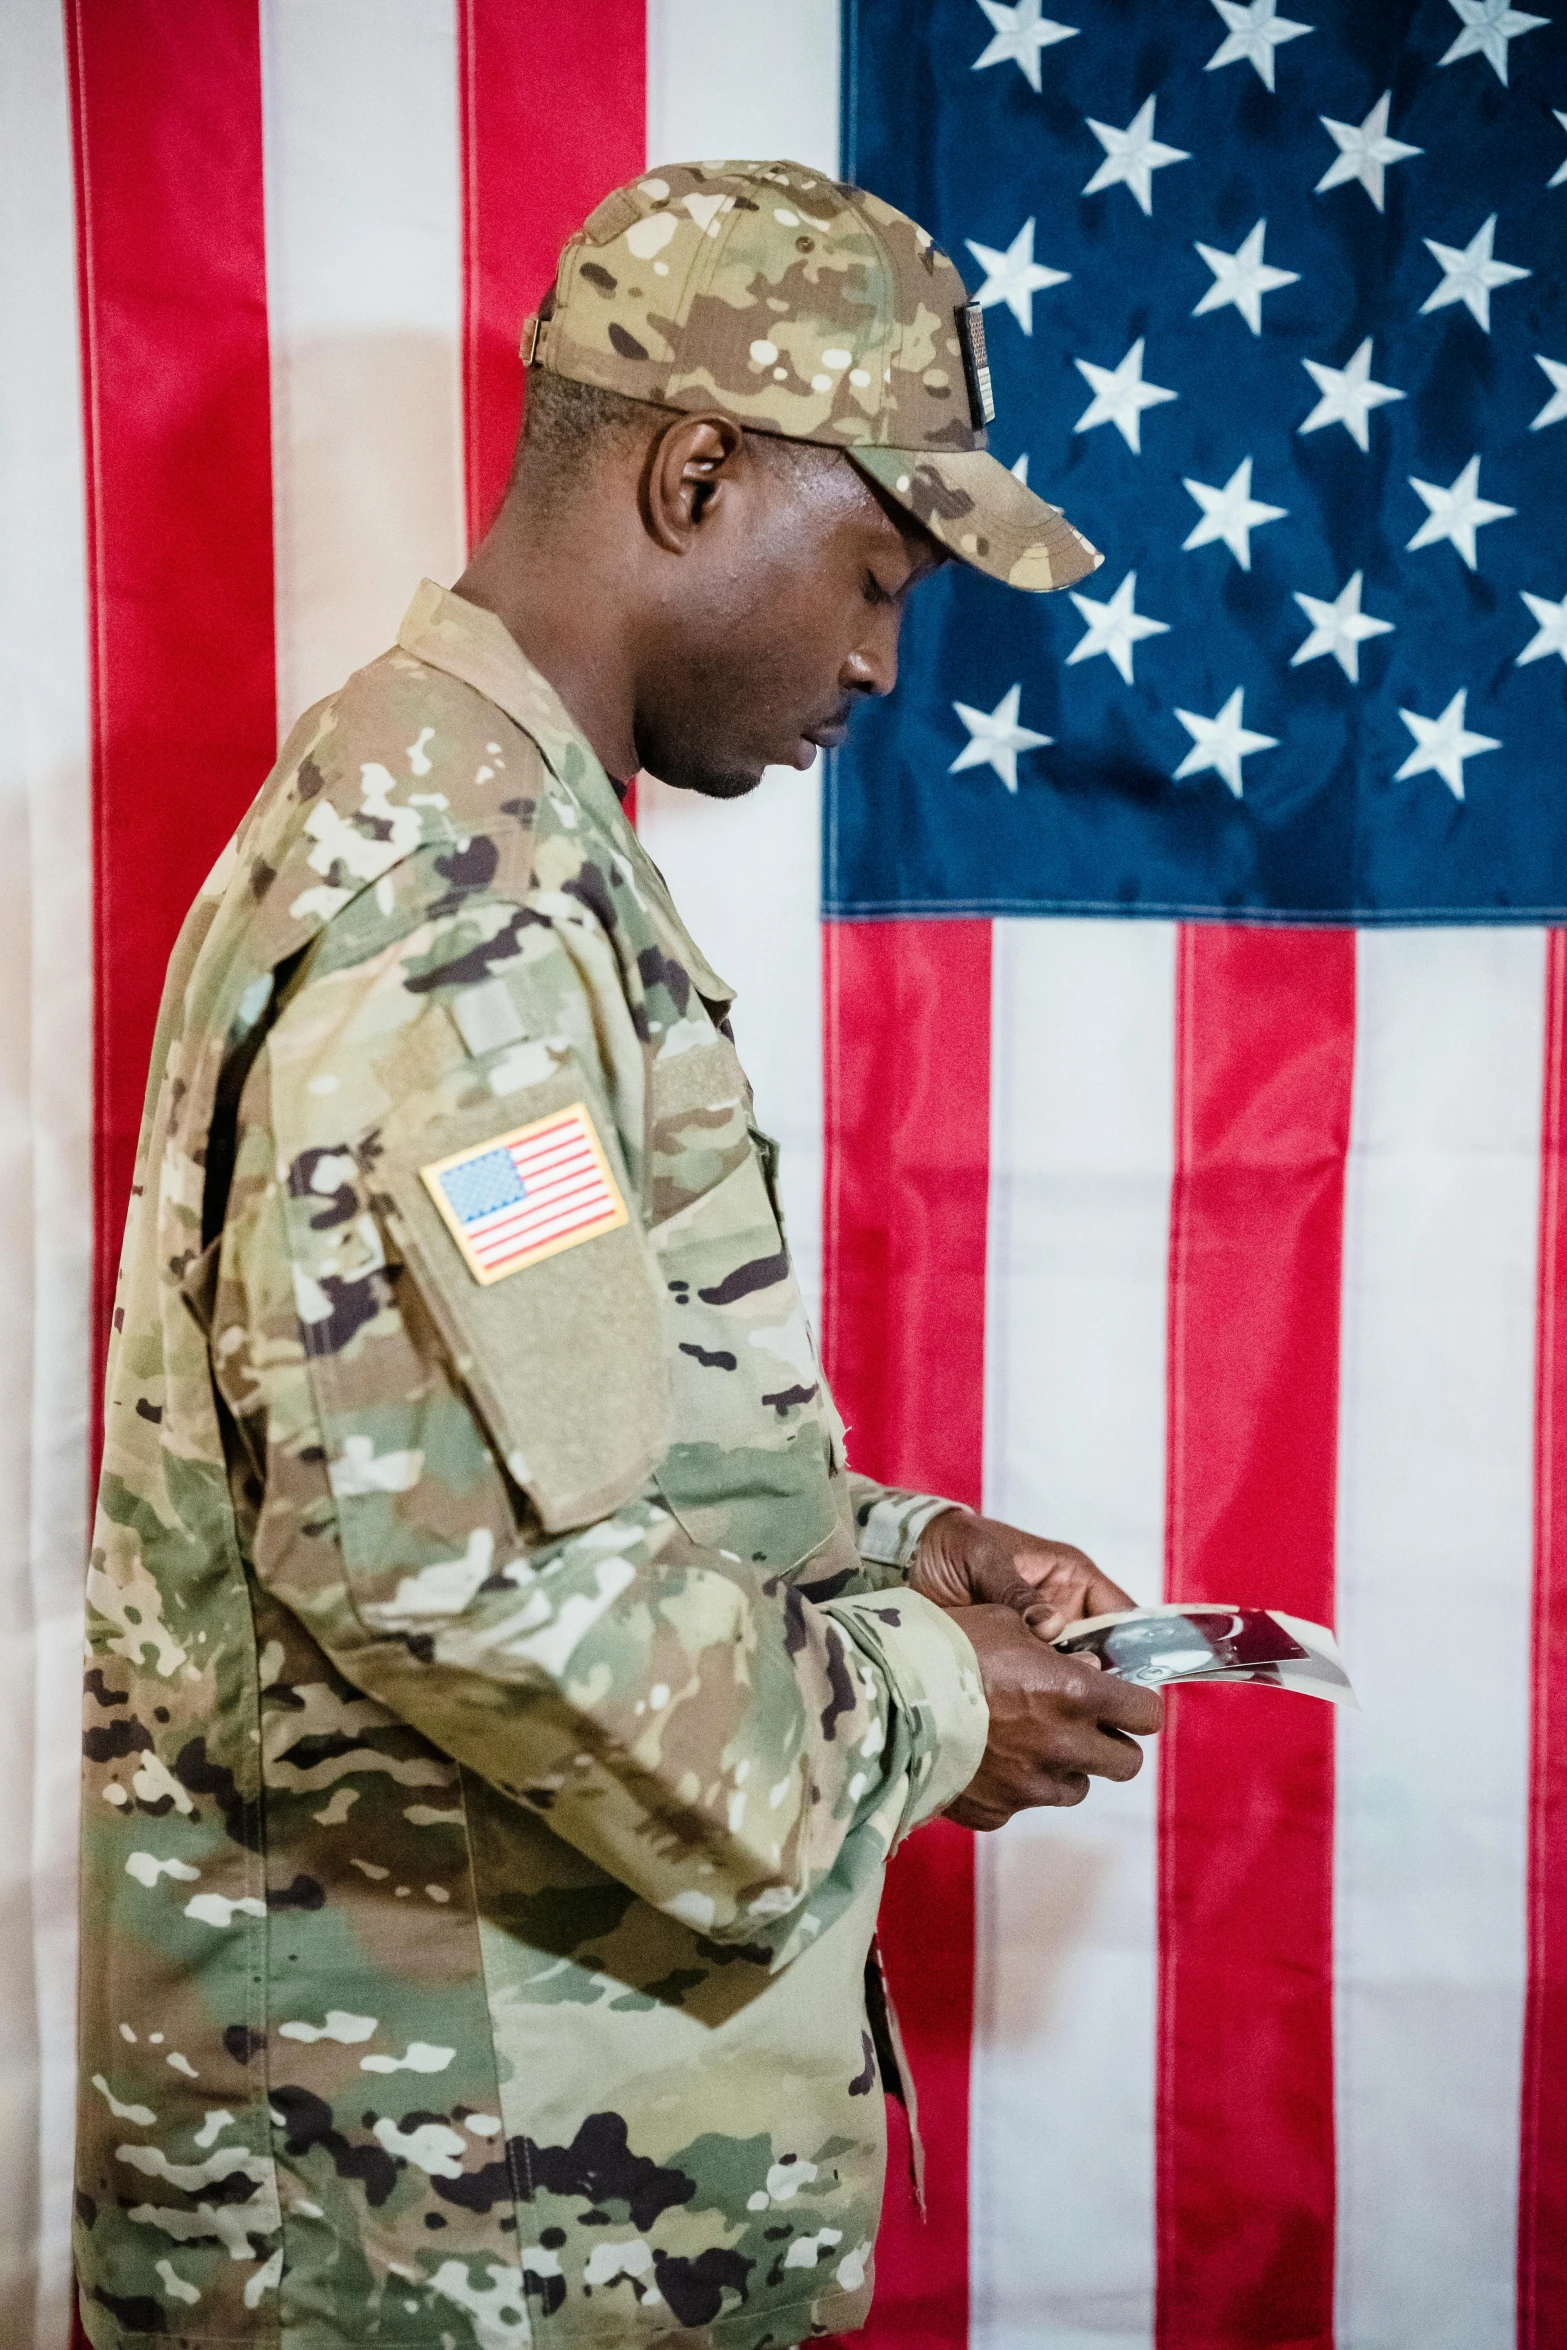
[
  {"x1": 420, "y1": 1101, "x2": 627, "y2": 1285},
  {"x1": 957, "y1": 300, "x2": 995, "y2": 427}
]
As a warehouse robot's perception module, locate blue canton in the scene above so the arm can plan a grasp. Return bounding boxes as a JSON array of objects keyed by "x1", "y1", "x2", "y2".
[
  {"x1": 439, "y1": 1146, "x2": 527, "y2": 1227},
  {"x1": 833, "y1": 0, "x2": 1567, "y2": 922}
]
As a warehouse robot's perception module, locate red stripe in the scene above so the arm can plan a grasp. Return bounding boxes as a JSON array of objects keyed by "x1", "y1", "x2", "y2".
[
  {"x1": 509, "y1": 1110, "x2": 587, "y2": 1150},
  {"x1": 457, "y1": 0, "x2": 646, "y2": 551},
  {"x1": 513, "y1": 1138, "x2": 598, "y2": 1182},
  {"x1": 822, "y1": 917, "x2": 991, "y2": 2349},
  {"x1": 476, "y1": 1180, "x2": 604, "y2": 1242},
  {"x1": 476, "y1": 1199, "x2": 617, "y2": 1269},
  {"x1": 1519, "y1": 927, "x2": 1567, "y2": 2347},
  {"x1": 1158, "y1": 926, "x2": 1353, "y2": 2350},
  {"x1": 67, "y1": 0, "x2": 276, "y2": 1398},
  {"x1": 822, "y1": 920, "x2": 991, "y2": 1510}
]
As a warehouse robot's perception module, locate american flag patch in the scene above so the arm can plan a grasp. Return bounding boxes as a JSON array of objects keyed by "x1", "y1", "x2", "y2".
[{"x1": 420, "y1": 1102, "x2": 627, "y2": 1285}]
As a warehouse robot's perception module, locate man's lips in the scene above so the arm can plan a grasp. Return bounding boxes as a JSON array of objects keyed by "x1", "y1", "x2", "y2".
[{"x1": 781, "y1": 712, "x2": 853, "y2": 770}]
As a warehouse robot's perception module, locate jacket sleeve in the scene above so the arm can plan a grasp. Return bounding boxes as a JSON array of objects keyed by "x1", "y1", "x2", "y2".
[
  {"x1": 844, "y1": 1475, "x2": 967, "y2": 1583},
  {"x1": 216, "y1": 864, "x2": 987, "y2": 1966}
]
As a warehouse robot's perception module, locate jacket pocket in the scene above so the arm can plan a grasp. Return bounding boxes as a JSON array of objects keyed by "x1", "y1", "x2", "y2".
[{"x1": 649, "y1": 1146, "x2": 841, "y2": 1569}]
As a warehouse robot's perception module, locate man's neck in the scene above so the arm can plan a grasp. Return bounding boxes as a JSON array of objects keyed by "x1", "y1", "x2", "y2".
[{"x1": 454, "y1": 492, "x2": 643, "y2": 782}]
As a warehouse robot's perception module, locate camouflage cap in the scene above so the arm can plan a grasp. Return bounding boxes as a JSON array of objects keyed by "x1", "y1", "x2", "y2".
[{"x1": 524, "y1": 159, "x2": 1103, "y2": 594}]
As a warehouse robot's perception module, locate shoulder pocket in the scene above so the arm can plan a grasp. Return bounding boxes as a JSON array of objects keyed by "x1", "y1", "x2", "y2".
[{"x1": 378, "y1": 1066, "x2": 671, "y2": 1534}]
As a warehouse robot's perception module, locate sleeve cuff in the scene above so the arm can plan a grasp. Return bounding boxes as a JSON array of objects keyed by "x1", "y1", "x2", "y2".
[
  {"x1": 826, "y1": 1587, "x2": 989, "y2": 1832},
  {"x1": 850, "y1": 1480, "x2": 970, "y2": 1574}
]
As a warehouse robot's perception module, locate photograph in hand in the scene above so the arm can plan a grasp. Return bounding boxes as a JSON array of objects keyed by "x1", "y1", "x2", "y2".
[{"x1": 1055, "y1": 1605, "x2": 1357, "y2": 1707}]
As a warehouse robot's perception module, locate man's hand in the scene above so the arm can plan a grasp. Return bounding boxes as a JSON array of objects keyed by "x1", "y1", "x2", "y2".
[
  {"x1": 941, "y1": 1605, "x2": 1164, "y2": 1831},
  {"x1": 910, "y1": 1507, "x2": 1137, "y2": 1639},
  {"x1": 908, "y1": 1509, "x2": 1160, "y2": 1830}
]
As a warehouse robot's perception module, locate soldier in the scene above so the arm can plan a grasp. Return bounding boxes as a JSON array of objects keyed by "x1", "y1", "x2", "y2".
[{"x1": 76, "y1": 163, "x2": 1161, "y2": 2350}]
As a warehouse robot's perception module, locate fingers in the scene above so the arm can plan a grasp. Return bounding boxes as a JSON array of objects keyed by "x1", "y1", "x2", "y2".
[
  {"x1": 990, "y1": 1571, "x2": 1063, "y2": 1626},
  {"x1": 1094, "y1": 1674, "x2": 1164, "y2": 1738},
  {"x1": 1023, "y1": 1655, "x2": 1161, "y2": 1785},
  {"x1": 1046, "y1": 1704, "x2": 1152, "y2": 1785},
  {"x1": 1001, "y1": 1541, "x2": 1128, "y2": 1640},
  {"x1": 949, "y1": 1767, "x2": 1090, "y2": 1832},
  {"x1": 913, "y1": 1513, "x2": 1143, "y2": 1643},
  {"x1": 945, "y1": 1604, "x2": 1163, "y2": 1832},
  {"x1": 1082, "y1": 1727, "x2": 1147, "y2": 1783},
  {"x1": 1081, "y1": 1567, "x2": 1137, "y2": 1619},
  {"x1": 1013, "y1": 1588, "x2": 1069, "y2": 1639}
]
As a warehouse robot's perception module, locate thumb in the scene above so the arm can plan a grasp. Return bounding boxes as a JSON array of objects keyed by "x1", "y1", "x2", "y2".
[{"x1": 987, "y1": 1570, "x2": 1068, "y2": 1642}]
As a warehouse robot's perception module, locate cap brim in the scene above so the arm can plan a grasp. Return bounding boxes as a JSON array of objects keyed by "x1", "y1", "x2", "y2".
[{"x1": 845, "y1": 444, "x2": 1102, "y2": 593}]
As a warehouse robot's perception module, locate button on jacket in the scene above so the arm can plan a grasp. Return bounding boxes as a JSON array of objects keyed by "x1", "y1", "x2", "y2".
[{"x1": 76, "y1": 582, "x2": 987, "y2": 2350}]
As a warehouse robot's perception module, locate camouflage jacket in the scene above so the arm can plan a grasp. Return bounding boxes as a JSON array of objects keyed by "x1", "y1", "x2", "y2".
[{"x1": 76, "y1": 581, "x2": 988, "y2": 2350}]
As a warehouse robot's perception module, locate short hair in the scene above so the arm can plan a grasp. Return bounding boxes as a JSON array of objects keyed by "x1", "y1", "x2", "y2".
[
  {"x1": 520, "y1": 370, "x2": 655, "y2": 482},
  {"x1": 515, "y1": 368, "x2": 834, "y2": 514}
]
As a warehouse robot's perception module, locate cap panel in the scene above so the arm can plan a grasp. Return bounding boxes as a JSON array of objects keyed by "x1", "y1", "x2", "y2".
[
  {"x1": 848, "y1": 444, "x2": 1103, "y2": 594},
  {"x1": 541, "y1": 162, "x2": 986, "y2": 453},
  {"x1": 546, "y1": 171, "x2": 726, "y2": 404},
  {"x1": 663, "y1": 181, "x2": 900, "y2": 439}
]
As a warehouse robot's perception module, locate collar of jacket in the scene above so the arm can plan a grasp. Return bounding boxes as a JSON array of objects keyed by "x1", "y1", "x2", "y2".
[{"x1": 400, "y1": 578, "x2": 736, "y2": 1013}]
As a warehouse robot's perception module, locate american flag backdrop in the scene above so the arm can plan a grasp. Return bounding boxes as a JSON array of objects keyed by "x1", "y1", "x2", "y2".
[{"x1": 1, "y1": 5, "x2": 1564, "y2": 2348}]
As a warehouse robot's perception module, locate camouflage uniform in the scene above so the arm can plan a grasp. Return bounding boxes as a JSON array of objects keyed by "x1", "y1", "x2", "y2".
[
  {"x1": 76, "y1": 155, "x2": 1105, "y2": 2350},
  {"x1": 75, "y1": 580, "x2": 989, "y2": 2350}
]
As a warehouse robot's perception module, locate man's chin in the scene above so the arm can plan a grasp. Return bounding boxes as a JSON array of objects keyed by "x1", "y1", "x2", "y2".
[{"x1": 647, "y1": 758, "x2": 768, "y2": 802}]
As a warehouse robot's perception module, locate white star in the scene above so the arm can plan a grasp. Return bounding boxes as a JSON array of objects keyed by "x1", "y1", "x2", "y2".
[
  {"x1": 971, "y1": 0, "x2": 1079, "y2": 92},
  {"x1": 1205, "y1": 0, "x2": 1314, "y2": 91},
  {"x1": 1314, "y1": 91, "x2": 1423, "y2": 211},
  {"x1": 950, "y1": 683, "x2": 1052, "y2": 793},
  {"x1": 1420, "y1": 214, "x2": 1531, "y2": 332},
  {"x1": 1173, "y1": 687, "x2": 1277, "y2": 798},
  {"x1": 1067, "y1": 572, "x2": 1171, "y2": 685},
  {"x1": 1552, "y1": 110, "x2": 1567, "y2": 189},
  {"x1": 1290, "y1": 571, "x2": 1394, "y2": 683},
  {"x1": 1406, "y1": 455, "x2": 1515, "y2": 570},
  {"x1": 1532, "y1": 355, "x2": 1567, "y2": 431},
  {"x1": 1438, "y1": 0, "x2": 1548, "y2": 86},
  {"x1": 1298, "y1": 337, "x2": 1406, "y2": 451},
  {"x1": 1192, "y1": 218, "x2": 1299, "y2": 335},
  {"x1": 1181, "y1": 456, "x2": 1287, "y2": 570},
  {"x1": 1082, "y1": 95, "x2": 1190, "y2": 215},
  {"x1": 1010, "y1": 452, "x2": 1030, "y2": 484},
  {"x1": 1395, "y1": 688, "x2": 1499, "y2": 800},
  {"x1": 1517, "y1": 589, "x2": 1567, "y2": 667},
  {"x1": 965, "y1": 217, "x2": 1070, "y2": 335},
  {"x1": 1073, "y1": 337, "x2": 1178, "y2": 452}
]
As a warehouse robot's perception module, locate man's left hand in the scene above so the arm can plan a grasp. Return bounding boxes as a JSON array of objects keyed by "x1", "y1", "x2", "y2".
[{"x1": 909, "y1": 1508, "x2": 1135, "y2": 1641}]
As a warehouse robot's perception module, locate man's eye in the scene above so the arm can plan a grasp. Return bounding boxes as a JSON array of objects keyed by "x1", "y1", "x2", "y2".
[{"x1": 863, "y1": 572, "x2": 891, "y2": 605}]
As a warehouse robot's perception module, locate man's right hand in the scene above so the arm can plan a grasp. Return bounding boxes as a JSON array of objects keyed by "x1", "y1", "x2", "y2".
[{"x1": 943, "y1": 1604, "x2": 1164, "y2": 1832}]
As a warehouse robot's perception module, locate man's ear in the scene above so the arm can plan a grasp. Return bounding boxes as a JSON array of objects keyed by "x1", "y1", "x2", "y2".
[{"x1": 644, "y1": 412, "x2": 745, "y2": 554}]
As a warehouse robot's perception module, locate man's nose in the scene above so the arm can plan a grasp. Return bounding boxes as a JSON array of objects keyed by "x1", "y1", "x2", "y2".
[{"x1": 842, "y1": 606, "x2": 903, "y2": 699}]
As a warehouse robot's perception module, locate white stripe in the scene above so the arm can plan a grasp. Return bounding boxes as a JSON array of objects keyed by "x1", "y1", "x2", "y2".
[
  {"x1": 475, "y1": 1198, "x2": 615, "y2": 1265},
  {"x1": 639, "y1": 0, "x2": 839, "y2": 1331},
  {"x1": 474, "y1": 1173, "x2": 601, "y2": 1235},
  {"x1": 1335, "y1": 928, "x2": 1544, "y2": 2350},
  {"x1": 972, "y1": 918, "x2": 1175, "y2": 2350},
  {"x1": 0, "y1": 5, "x2": 95, "y2": 2341},
  {"x1": 260, "y1": 0, "x2": 465, "y2": 737},
  {"x1": 646, "y1": 0, "x2": 841, "y2": 175}
]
